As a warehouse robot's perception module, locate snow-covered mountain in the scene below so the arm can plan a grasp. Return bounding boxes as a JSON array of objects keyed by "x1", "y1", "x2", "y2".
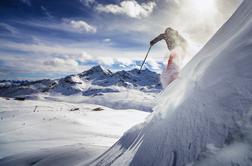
[
  {"x1": 81, "y1": 66, "x2": 160, "y2": 88},
  {"x1": 0, "y1": 66, "x2": 161, "y2": 112},
  {"x1": 0, "y1": 79, "x2": 56, "y2": 97},
  {"x1": 52, "y1": 65, "x2": 161, "y2": 96},
  {"x1": 88, "y1": 1, "x2": 252, "y2": 165},
  {"x1": 0, "y1": 65, "x2": 161, "y2": 98}
]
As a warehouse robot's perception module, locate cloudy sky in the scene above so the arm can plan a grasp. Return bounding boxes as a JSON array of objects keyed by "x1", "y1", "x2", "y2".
[{"x1": 0, "y1": 0, "x2": 241, "y2": 80}]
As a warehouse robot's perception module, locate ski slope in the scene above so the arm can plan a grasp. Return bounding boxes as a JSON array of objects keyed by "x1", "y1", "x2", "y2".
[
  {"x1": 89, "y1": 0, "x2": 252, "y2": 165},
  {"x1": 0, "y1": 98, "x2": 149, "y2": 165}
]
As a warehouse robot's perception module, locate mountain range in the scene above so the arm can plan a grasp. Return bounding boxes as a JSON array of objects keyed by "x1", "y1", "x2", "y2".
[
  {"x1": 0, "y1": 66, "x2": 162, "y2": 112},
  {"x1": 0, "y1": 65, "x2": 161, "y2": 98}
]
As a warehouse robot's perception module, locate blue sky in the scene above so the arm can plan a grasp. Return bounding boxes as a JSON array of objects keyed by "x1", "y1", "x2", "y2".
[{"x1": 0, "y1": 0, "x2": 240, "y2": 80}]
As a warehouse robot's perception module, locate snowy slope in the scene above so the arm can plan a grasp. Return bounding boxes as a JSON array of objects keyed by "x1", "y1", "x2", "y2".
[
  {"x1": 89, "y1": 1, "x2": 252, "y2": 165},
  {"x1": 0, "y1": 98, "x2": 149, "y2": 165}
]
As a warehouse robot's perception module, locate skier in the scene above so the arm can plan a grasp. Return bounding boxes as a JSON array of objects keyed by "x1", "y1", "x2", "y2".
[{"x1": 150, "y1": 27, "x2": 188, "y2": 88}]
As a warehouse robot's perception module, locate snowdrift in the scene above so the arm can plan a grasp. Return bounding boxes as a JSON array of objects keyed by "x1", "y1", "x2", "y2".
[{"x1": 89, "y1": 0, "x2": 252, "y2": 165}]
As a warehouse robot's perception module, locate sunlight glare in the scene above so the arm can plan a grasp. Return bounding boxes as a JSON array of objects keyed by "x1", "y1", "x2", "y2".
[{"x1": 190, "y1": 0, "x2": 217, "y2": 15}]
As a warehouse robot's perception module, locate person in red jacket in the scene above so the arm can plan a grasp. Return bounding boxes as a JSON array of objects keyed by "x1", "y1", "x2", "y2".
[{"x1": 150, "y1": 27, "x2": 188, "y2": 88}]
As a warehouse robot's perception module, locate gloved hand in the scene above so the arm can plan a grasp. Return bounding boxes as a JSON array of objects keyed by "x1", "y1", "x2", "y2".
[
  {"x1": 150, "y1": 39, "x2": 156, "y2": 46},
  {"x1": 150, "y1": 33, "x2": 165, "y2": 46}
]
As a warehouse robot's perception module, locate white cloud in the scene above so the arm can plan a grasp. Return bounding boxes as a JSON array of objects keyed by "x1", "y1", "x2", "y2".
[
  {"x1": 42, "y1": 57, "x2": 82, "y2": 73},
  {"x1": 103, "y1": 38, "x2": 111, "y2": 43},
  {"x1": 115, "y1": 58, "x2": 133, "y2": 66},
  {"x1": 0, "y1": 23, "x2": 18, "y2": 34},
  {"x1": 0, "y1": 41, "x2": 81, "y2": 55},
  {"x1": 79, "y1": 52, "x2": 115, "y2": 66},
  {"x1": 14, "y1": 19, "x2": 97, "y2": 35},
  {"x1": 44, "y1": 57, "x2": 78, "y2": 67},
  {"x1": 0, "y1": 35, "x2": 175, "y2": 80},
  {"x1": 95, "y1": 0, "x2": 241, "y2": 50},
  {"x1": 0, "y1": 53, "x2": 85, "y2": 77},
  {"x1": 96, "y1": 0, "x2": 156, "y2": 19},
  {"x1": 72, "y1": 50, "x2": 136, "y2": 67},
  {"x1": 64, "y1": 19, "x2": 97, "y2": 33},
  {"x1": 147, "y1": 58, "x2": 162, "y2": 70},
  {"x1": 0, "y1": 41, "x2": 93, "y2": 74},
  {"x1": 97, "y1": 57, "x2": 115, "y2": 65},
  {"x1": 77, "y1": 52, "x2": 93, "y2": 62}
]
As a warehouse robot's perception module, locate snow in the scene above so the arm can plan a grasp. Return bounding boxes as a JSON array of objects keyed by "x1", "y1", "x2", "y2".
[
  {"x1": 89, "y1": 0, "x2": 252, "y2": 165},
  {"x1": 1, "y1": 0, "x2": 251, "y2": 165},
  {"x1": 0, "y1": 97, "x2": 149, "y2": 165},
  {"x1": 0, "y1": 66, "x2": 161, "y2": 112}
]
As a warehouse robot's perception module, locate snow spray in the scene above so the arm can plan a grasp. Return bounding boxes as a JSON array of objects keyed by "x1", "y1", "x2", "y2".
[{"x1": 160, "y1": 43, "x2": 196, "y2": 88}]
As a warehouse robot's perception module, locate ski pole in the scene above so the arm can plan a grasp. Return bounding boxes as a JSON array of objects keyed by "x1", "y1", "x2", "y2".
[{"x1": 139, "y1": 45, "x2": 152, "y2": 72}]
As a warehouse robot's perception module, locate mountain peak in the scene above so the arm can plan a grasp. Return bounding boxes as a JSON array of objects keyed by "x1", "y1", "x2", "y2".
[
  {"x1": 80, "y1": 65, "x2": 112, "y2": 77},
  {"x1": 89, "y1": 65, "x2": 105, "y2": 72},
  {"x1": 90, "y1": 65, "x2": 112, "y2": 74}
]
